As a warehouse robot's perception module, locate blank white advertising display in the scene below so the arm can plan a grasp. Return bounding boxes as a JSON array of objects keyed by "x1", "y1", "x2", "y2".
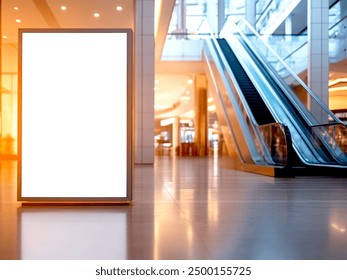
[{"x1": 18, "y1": 29, "x2": 132, "y2": 202}]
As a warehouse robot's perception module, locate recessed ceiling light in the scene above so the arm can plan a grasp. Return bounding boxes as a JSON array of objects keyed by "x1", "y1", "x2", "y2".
[
  {"x1": 14, "y1": 7, "x2": 19, "y2": 10},
  {"x1": 187, "y1": 79, "x2": 193, "y2": 84},
  {"x1": 16, "y1": 19, "x2": 22, "y2": 23},
  {"x1": 94, "y1": 12, "x2": 100, "y2": 18},
  {"x1": 61, "y1": 6, "x2": 67, "y2": 11},
  {"x1": 179, "y1": 96, "x2": 190, "y2": 101},
  {"x1": 116, "y1": 6, "x2": 123, "y2": 11},
  {"x1": 3, "y1": 35, "x2": 8, "y2": 39}
]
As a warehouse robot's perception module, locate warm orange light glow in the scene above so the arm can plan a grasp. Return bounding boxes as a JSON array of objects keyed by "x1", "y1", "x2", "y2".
[
  {"x1": 16, "y1": 19, "x2": 22, "y2": 23},
  {"x1": 208, "y1": 105, "x2": 216, "y2": 111},
  {"x1": 3, "y1": 35, "x2": 8, "y2": 39},
  {"x1": 14, "y1": 7, "x2": 19, "y2": 10},
  {"x1": 94, "y1": 13, "x2": 100, "y2": 18},
  {"x1": 61, "y1": 6, "x2": 67, "y2": 11},
  {"x1": 116, "y1": 6, "x2": 123, "y2": 11},
  {"x1": 331, "y1": 223, "x2": 346, "y2": 233}
]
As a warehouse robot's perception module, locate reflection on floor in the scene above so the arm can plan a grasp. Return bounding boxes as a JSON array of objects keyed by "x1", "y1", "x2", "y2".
[{"x1": 1, "y1": 156, "x2": 347, "y2": 260}]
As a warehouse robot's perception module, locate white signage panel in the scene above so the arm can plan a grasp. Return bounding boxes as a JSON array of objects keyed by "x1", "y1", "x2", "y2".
[{"x1": 18, "y1": 29, "x2": 132, "y2": 202}]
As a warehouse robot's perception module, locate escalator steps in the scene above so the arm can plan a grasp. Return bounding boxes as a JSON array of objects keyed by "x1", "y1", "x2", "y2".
[{"x1": 217, "y1": 38, "x2": 275, "y2": 125}]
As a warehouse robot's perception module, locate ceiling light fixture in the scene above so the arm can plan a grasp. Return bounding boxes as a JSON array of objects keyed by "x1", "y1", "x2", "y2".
[
  {"x1": 329, "y1": 86, "x2": 347, "y2": 92},
  {"x1": 3, "y1": 35, "x2": 8, "y2": 39},
  {"x1": 116, "y1": 6, "x2": 123, "y2": 11},
  {"x1": 16, "y1": 19, "x2": 22, "y2": 23},
  {"x1": 329, "y1": 78, "x2": 347, "y2": 86},
  {"x1": 179, "y1": 96, "x2": 190, "y2": 101},
  {"x1": 14, "y1": 7, "x2": 19, "y2": 10},
  {"x1": 94, "y1": 13, "x2": 100, "y2": 18},
  {"x1": 61, "y1": 6, "x2": 67, "y2": 11}
]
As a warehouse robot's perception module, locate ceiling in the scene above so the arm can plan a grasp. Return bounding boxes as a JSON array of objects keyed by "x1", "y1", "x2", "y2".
[
  {"x1": 2, "y1": 0, "x2": 347, "y2": 121},
  {"x1": 1, "y1": 0, "x2": 198, "y2": 121},
  {"x1": 1, "y1": 0, "x2": 136, "y2": 74},
  {"x1": 1, "y1": 0, "x2": 173, "y2": 114},
  {"x1": 2, "y1": 0, "x2": 134, "y2": 44}
]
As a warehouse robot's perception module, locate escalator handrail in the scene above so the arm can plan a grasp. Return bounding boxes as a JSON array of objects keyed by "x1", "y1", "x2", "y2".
[
  {"x1": 203, "y1": 19, "x2": 290, "y2": 166},
  {"x1": 227, "y1": 17, "x2": 347, "y2": 164},
  {"x1": 204, "y1": 40, "x2": 290, "y2": 166},
  {"x1": 204, "y1": 36, "x2": 271, "y2": 164},
  {"x1": 233, "y1": 17, "x2": 344, "y2": 126},
  {"x1": 205, "y1": 22, "x2": 260, "y2": 128},
  {"x1": 221, "y1": 25, "x2": 333, "y2": 164},
  {"x1": 232, "y1": 21, "x2": 319, "y2": 126},
  {"x1": 202, "y1": 45, "x2": 245, "y2": 162}
]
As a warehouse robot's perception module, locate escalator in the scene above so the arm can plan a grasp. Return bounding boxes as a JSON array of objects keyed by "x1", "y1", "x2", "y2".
[
  {"x1": 203, "y1": 21, "x2": 347, "y2": 176},
  {"x1": 217, "y1": 39, "x2": 274, "y2": 126}
]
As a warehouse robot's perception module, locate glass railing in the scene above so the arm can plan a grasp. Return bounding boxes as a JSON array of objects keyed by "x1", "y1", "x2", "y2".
[
  {"x1": 268, "y1": 15, "x2": 347, "y2": 76},
  {"x1": 161, "y1": 36, "x2": 205, "y2": 61},
  {"x1": 223, "y1": 17, "x2": 347, "y2": 164},
  {"x1": 161, "y1": 15, "x2": 212, "y2": 61},
  {"x1": 255, "y1": 0, "x2": 301, "y2": 35},
  {"x1": 259, "y1": 123, "x2": 291, "y2": 165},
  {"x1": 255, "y1": 0, "x2": 273, "y2": 21},
  {"x1": 253, "y1": 1, "x2": 345, "y2": 75},
  {"x1": 255, "y1": 0, "x2": 341, "y2": 34},
  {"x1": 329, "y1": 15, "x2": 347, "y2": 63},
  {"x1": 312, "y1": 123, "x2": 347, "y2": 163},
  {"x1": 245, "y1": 34, "x2": 308, "y2": 77},
  {"x1": 329, "y1": 0, "x2": 342, "y2": 29}
]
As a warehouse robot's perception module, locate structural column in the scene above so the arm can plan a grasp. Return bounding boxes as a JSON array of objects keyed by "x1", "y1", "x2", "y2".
[
  {"x1": 285, "y1": 15, "x2": 292, "y2": 41},
  {"x1": 307, "y1": 0, "x2": 329, "y2": 122},
  {"x1": 246, "y1": 0, "x2": 256, "y2": 27},
  {"x1": 172, "y1": 116, "x2": 180, "y2": 156},
  {"x1": 194, "y1": 74, "x2": 208, "y2": 156},
  {"x1": 135, "y1": 0, "x2": 155, "y2": 164},
  {"x1": 207, "y1": 0, "x2": 218, "y2": 34},
  {"x1": 217, "y1": 0, "x2": 225, "y2": 34}
]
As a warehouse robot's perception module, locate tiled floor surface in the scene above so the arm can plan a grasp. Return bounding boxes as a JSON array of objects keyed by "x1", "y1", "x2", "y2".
[{"x1": 1, "y1": 156, "x2": 347, "y2": 259}]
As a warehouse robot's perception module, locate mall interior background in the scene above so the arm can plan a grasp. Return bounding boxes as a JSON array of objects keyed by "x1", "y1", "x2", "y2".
[
  {"x1": 1, "y1": 0, "x2": 347, "y2": 162},
  {"x1": 2, "y1": 0, "x2": 347, "y2": 261}
]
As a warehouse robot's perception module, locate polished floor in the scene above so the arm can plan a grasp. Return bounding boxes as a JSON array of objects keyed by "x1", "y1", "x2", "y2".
[{"x1": 1, "y1": 155, "x2": 347, "y2": 260}]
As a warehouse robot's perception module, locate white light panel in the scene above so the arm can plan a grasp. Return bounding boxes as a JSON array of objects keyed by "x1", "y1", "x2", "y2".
[{"x1": 19, "y1": 30, "x2": 131, "y2": 200}]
